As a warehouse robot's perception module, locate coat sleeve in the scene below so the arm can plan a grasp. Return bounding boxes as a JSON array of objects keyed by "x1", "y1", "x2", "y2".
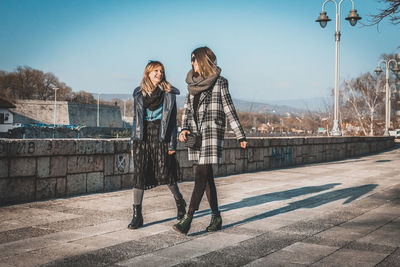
[
  {"x1": 168, "y1": 102, "x2": 178, "y2": 151},
  {"x1": 220, "y1": 78, "x2": 246, "y2": 141},
  {"x1": 181, "y1": 94, "x2": 191, "y2": 132},
  {"x1": 130, "y1": 95, "x2": 136, "y2": 150}
]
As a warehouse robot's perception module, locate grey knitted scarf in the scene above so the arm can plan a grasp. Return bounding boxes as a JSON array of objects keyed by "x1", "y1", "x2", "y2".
[{"x1": 186, "y1": 67, "x2": 221, "y2": 96}]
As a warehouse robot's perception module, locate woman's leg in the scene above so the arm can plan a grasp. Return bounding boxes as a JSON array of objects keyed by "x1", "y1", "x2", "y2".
[
  {"x1": 204, "y1": 165, "x2": 219, "y2": 213},
  {"x1": 133, "y1": 188, "x2": 144, "y2": 205},
  {"x1": 128, "y1": 188, "x2": 144, "y2": 229},
  {"x1": 173, "y1": 164, "x2": 209, "y2": 234},
  {"x1": 187, "y1": 164, "x2": 209, "y2": 215},
  {"x1": 167, "y1": 184, "x2": 182, "y2": 200},
  {"x1": 202, "y1": 165, "x2": 222, "y2": 232},
  {"x1": 168, "y1": 184, "x2": 187, "y2": 220}
]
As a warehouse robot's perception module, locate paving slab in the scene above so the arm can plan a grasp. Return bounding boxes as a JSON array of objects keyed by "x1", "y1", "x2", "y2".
[
  {"x1": 358, "y1": 220, "x2": 400, "y2": 247},
  {"x1": 0, "y1": 144, "x2": 399, "y2": 266},
  {"x1": 311, "y1": 248, "x2": 388, "y2": 267},
  {"x1": 245, "y1": 242, "x2": 338, "y2": 266},
  {"x1": 376, "y1": 248, "x2": 400, "y2": 267}
]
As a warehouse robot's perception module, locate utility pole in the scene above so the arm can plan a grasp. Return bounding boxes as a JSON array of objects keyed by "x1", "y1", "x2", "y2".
[
  {"x1": 97, "y1": 94, "x2": 100, "y2": 127},
  {"x1": 52, "y1": 87, "x2": 59, "y2": 127}
]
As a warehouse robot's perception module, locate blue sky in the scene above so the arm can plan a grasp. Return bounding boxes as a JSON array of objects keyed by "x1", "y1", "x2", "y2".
[{"x1": 0, "y1": 0, "x2": 399, "y2": 103}]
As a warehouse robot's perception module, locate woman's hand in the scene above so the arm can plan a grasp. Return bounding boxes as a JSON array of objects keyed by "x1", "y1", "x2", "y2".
[
  {"x1": 240, "y1": 141, "x2": 247, "y2": 149},
  {"x1": 168, "y1": 150, "x2": 176, "y2": 155},
  {"x1": 179, "y1": 130, "x2": 191, "y2": 142}
]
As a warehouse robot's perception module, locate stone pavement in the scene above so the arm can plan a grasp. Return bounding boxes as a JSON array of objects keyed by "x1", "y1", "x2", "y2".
[{"x1": 0, "y1": 145, "x2": 399, "y2": 267}]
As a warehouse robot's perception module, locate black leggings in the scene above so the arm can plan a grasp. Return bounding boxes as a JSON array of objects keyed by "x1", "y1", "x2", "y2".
[{"x1": 188, "y1": 164, "x2": 219, "y2": 215}]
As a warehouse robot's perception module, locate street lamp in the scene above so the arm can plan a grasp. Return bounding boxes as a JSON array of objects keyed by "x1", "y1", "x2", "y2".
[
  {"x1": 316, "y1": 0, "x2": 361, "y2": 136},
  {"x1": 97, "y1": 93, "x2": 100, "y2": 127},
  {"x1": 52, "y1": 87, "x2": 59, "y2": 127},
  {"x1": 375, "y1": 59, "x2": 400, "y2": 136},
  {"x1": 123, "y1": 99, "x2": 127, "y2": 118}
]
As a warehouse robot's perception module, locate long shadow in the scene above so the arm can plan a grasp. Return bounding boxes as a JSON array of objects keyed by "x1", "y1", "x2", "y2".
[
  {"x1": 143, "y1": 183, "x2": 341, "y2": 228},
  {"x1": 220, "y1": 183, "x2": 378, "y2": 230},
  {"x1": 197, "y1": 183, "x2": 341, "y2": 216}
]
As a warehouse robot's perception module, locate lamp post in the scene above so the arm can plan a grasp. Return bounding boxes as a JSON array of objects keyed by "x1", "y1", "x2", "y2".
[
  {"x1": 374, "y1": 59, "x2": 400, "y2": 136},
  {"x1": 316, "y1": 0, "x2": 361, "y2": 136},
  {"x1": 97, "y1": 94, "x2": 100, "y2": 127},
  {"x1": 52, "y1": 87, "x2": 59, "y2": 127}
]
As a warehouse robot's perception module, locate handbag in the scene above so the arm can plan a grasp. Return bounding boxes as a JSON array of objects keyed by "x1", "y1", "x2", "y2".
[
  {"x1": 185, "y1": 133, "x2": 202, "y2": 150},
  {"x1": 183, "y1": 89, "x2": 212, "y2": 151}
]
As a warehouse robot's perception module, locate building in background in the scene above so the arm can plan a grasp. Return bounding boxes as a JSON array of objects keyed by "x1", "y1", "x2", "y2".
[{"x1": 0, "y1": 98, "x2": 17, "y2": 132}]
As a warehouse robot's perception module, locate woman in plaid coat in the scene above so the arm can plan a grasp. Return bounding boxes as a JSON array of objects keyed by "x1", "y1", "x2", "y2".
[{"x1": 173, "y1": 47, "x2": 247, "y2": 235}]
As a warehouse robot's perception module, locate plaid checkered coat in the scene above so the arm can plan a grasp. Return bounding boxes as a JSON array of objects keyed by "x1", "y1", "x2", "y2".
[{"x1": 181, "y1": 76, "x2": 246, "y2": 164}]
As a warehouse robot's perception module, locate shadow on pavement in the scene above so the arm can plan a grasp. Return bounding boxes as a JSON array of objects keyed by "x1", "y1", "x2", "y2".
[
  {"x1": 201, "y1": 183, "x2": 342, "y2": 215},
  {"x1": 146, "y1": 183, "x2": 378, "y2": 236},
  {"x1": 144, "y1": 183, "x2": 342, "y2": 228},
  {"x1": 219, "y1": 183, "x2": 378, "y2": 231}
]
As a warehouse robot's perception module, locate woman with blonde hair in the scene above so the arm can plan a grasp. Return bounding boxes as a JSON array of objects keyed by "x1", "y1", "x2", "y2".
[
  {"x1": 128, "y1": 61, "x2": 186, "y2": 229},
  {"x1": 173, "y1": 47, "x2": 247, "y2": 234}
]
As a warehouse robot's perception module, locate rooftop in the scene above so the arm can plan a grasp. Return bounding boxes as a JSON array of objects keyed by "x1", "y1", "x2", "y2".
[{"x1": 0, "y1": 98, "x2": 16, "y2": 108}]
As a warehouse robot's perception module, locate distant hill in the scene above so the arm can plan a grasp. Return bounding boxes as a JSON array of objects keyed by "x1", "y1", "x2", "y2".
[
  {"x1": 268, "y1": 97, "x2": 332, "y2": 112},
  {"x1": 175, "y1": 96, "x2": 303, "y2": 115},
  {"x1": 99, "y1": 93, "x2": 328, "y2": 115},
  {"x1": 100, "y1": 94, "x2": 133, "y2": 101}
]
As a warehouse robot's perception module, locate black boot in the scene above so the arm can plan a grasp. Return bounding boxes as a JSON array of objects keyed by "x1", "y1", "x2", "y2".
[
  {"x1": 128, "y1": 204, "x2": 143, "y2": 229},
  {"x1": 206, "y1": 211, "x2": 222, "y2": 232},
  {"x1": 173, "y1": 214, "x2": 193, "y2": 235},
  {"x1": 175, "y1": 197, "x2": 186, "y2": 220}
]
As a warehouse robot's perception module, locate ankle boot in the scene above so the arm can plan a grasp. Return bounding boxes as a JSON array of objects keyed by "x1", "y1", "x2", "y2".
[
  {"x1": 206, "y1": 211, "x2": 222, "y2": 232},
  {"x1": 175, "y1": 197, "x2": 186, "y2": 220},
  {"x1": 172, "y1": 213, "x2": 193, "y2": 235},
  {"x1": 128, "y1": 204, "x2": 143, "y2": 229}
]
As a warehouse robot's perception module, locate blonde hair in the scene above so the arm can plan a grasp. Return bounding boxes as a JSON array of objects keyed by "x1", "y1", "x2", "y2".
[
  {"x1": 191, "y1": 46, "x2": 218, "y2": 78},
  {"x1": 141, "y1": 61, "x2": 171, "y2": 95}
]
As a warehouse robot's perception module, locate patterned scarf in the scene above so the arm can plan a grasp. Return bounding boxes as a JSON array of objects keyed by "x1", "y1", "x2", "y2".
[{"x1": 186, "y1": 67, "x2": 221, "y2": 96}]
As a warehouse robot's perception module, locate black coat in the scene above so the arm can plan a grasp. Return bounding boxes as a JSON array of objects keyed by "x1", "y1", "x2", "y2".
[{"x1": 130, "y1": 86, "x2": 180, "y2": 151}]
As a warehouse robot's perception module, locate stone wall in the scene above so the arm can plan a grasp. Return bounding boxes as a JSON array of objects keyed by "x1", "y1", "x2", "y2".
[
  {"x1": 14, "y1": 100, "x2": 70, "y2": 125},
  {"x1": 0, "y1": 136, "x2": 395, "y2": 205},
  {"x1": 4, "y1": 126, "x2": 130, "y2": 139},
  {"x1": 68, "y1": 102, "x2": 123, "y2": 127},
  {"x1": 12, "y1": 100, "x2": 123, "y2": 127}
]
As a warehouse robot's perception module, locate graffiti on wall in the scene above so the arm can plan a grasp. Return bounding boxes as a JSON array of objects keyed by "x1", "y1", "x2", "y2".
[
  {"x1": 116, "y1": 155, "x2": 126, "y2": 172},
  {"x1": 271, "y1": 147, "x2": 293, "y2": 165},
  {"x1": 0, "y1": 141, "x2": 36, "y2": 155}
]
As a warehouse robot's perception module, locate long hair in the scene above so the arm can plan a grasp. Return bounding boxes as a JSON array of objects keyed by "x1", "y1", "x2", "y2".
[
  {"x1": 191, "y1": 46, "x2": 218, "y2": 78},
  {"x1": 141, "y1": 61, "x2": 171, "y2": 95}
]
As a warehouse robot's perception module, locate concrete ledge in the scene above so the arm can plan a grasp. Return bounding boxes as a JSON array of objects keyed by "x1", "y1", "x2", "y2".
[{"x1": 0, "y1": 136, "x2": 395, "y2": 205}]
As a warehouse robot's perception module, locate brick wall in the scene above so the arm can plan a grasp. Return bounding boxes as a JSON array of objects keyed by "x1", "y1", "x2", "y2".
[{"x1": 0, "y1": 136, "x2": 395, "y2": 205}]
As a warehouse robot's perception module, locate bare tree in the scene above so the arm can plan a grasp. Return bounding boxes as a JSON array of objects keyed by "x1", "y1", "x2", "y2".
[
  {"x1": 0, "y1": 66, "x2": 73, "y2": 101},
  {"x1": 370, "y1": 0, "x2": 400, "y2": 26},
  {"x1": 71, "y1": 91, "x2": 96, "y2": 104},
  {"x1": 302, "y1": 109, "x2": 319, "y2": 134},
  {"x1": 342, "y1": 73, "x2": 385, "y2": 136}
]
